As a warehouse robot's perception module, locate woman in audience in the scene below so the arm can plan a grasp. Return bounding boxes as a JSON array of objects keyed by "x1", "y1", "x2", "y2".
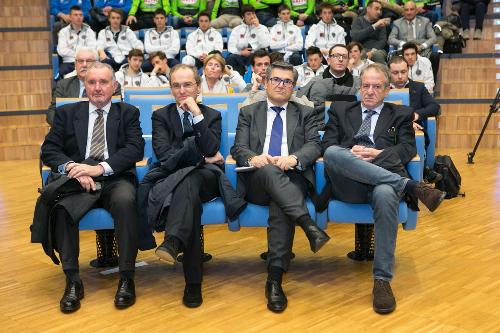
[
  {"x1": 347, "y1": 42, "x2": 374, "y2": 77},
  {"x1": 201, "y1": 53, "x2": 247, "y2": 94}
]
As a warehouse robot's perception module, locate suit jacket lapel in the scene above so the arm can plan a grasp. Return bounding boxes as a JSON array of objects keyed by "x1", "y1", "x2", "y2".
[
  {"x1": 256, "y1": 102, "x2": 267, "y2": 149},
  {"x1": 286, "y1": 103, "x2": 299, "y2": 151},
  {"x1": 69, "y1": 77, "x2": 81, "y2": 97},
  {"x1": 106, "y1": 103, "x2": 120, "y2": 155},
  {"x1": 169, "y1": 104, "x2": 183, "y2": 140},
  {"x1": 347, "y1": 103, "x2": 362, "y2": 135},
  {"x1": 73, "y1": 102, "x2": 89, "y2": 158},
  {"x1": 374, "y1": 104, "x2": 393, "y2": 141}
]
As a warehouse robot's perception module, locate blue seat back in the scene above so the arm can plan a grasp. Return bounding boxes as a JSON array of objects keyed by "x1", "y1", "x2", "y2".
[
  {"x1": 202, "y1": 94, "x2": 248, "y2": 133},
  {"x1": 128, "y1": 96, "x2": 176, "y2": 134},
  {"x1": 123, "y1": 87, "x2": 171, "y2": 103}
]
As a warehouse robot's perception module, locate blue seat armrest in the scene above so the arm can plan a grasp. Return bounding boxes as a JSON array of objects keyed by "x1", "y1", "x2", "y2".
[
  {"x1": 407, "y1": 155, "x2": 423, "y2": 182},
  {"x1": 225, "y1": 155, "x2": 237, "y2": 188},
  {"x1": 136, "y1": 158, "x2": 151, "y2": 182}
]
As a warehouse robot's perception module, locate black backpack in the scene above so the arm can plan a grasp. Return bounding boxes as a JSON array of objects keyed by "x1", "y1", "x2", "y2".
[
  {"x1": 444, "y1": 35, "x2": 466, "y2": 54},
  {"x1": 433, "y1": 155, "x2": 464, "y2": 199}
]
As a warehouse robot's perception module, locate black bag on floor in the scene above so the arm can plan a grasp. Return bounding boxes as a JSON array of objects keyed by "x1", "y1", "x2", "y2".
[
  {"x1": 434, "y1": 155, "x2": 463, "y2": 198},
  {"x1": 443, "y1": 35, "x2": 466, "y2": 54}
]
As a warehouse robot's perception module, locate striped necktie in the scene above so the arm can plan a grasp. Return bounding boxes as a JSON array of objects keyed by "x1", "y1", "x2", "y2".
[
  {"x1": 354, "y1": 109, "x2": 376, "y2": 148},
  {"x1": 89, "y1": 109, "x2": 105, "y2": 161}
]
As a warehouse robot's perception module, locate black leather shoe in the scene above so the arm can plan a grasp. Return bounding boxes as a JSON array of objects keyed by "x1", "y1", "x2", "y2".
[
  {"x1": 301, "y1": 224, "x2": 330, "y2": 253},
  {"x1": 60, "y1": 280, "x2": 84, "y2": 313},
  {"x1": 372, "y1": 279, "x2": 396, "y2": 314},
  {"x1": 183, "y1": 283, "x2": 202, "y2": 308},
  {"x1": 155, "y1": 239, "x2": 178, "y2": 264},
  {"x1": 114, "y1": 277, "x2": 136, "y2": 309},
  {"x1": 265, "y1": 280, "x2": 287, "y2": 313},
  {"x1": 260, "y1": 251, "x2": 295, "y2": 261}
]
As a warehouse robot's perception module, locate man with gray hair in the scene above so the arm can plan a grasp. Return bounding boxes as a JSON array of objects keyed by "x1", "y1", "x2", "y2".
[
  {"x1": 321, "y1": 63, "x2": 445, "y2": 314},
  {"x1": 231, "y1": 61, "x2": 330, "y2": 313},
  {"x1": 35, "y1": 62, "x2": 144, "y2": 313},
  {"x1": 47, "y1": 47, "x2": 121, "y2": 126}
]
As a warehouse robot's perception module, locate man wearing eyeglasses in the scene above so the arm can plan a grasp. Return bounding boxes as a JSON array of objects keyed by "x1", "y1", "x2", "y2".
[
  {"x1": 321, "y1": 63, "x2": 445, "y2": 314},
  {"x1": 231, "y1": 61, "x2": 330, "y2": 313},
  {"x1": 47, "y1": 47, "x2": 121, "y2": 126},
  {"x1": 297, "y1": 44, "x2": 359, "y2": 129},
  {"x1": 143, "y1": 65, "x2": 245, "y2": 308}
]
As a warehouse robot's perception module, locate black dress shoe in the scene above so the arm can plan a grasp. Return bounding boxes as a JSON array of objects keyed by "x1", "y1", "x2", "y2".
[
  {"x1": 265, "y1": 280, "x2": 287, "y2": 313},
  {"x1": 183, "y1": 283, "x2": 202, "y2": 308},
  {"x1": 60, "y1": 280, "x2": 84, "y2": 313},
  {"x1": 155, "y1": 239, "x2": 179, "y2": 264},
  {"x1": 114, "y1": 277, "x2": 136, "y2": 309},
  {"x1": 372, "y1": 279, "x2": 396, "y2": 314},
  {"x1": 260, "y1": 251, "x2": 295, "y2": 261},
  {"x1": 301, "y1": 224, "x2": 330, "y2": 253}
]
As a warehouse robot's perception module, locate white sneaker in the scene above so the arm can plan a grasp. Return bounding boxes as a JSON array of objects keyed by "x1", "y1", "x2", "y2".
[
  {"x1": 473, "y1": 29, "x2": 483, "y2": 40},
  {"x1": 463, "y1": 29, "x2": 470, "y2": 39}
]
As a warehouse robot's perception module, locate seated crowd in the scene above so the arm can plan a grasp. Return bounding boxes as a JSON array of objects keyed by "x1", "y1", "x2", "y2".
[{"x1": 39, "y1": 0, "x2": 453, "y2": 319}]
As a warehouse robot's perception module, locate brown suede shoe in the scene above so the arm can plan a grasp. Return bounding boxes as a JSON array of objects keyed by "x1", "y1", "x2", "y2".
[
  {"x1": 413, "y1": 183, "x2": 446, "y2": 212},
  {"x1": 373, "y1": 279, "x2": 396, "y2": 314}
]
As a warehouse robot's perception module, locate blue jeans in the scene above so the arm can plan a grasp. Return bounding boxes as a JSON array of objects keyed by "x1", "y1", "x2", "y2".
[{"x1": 323, "y1": 146, "x2": 409, "y2": 281}]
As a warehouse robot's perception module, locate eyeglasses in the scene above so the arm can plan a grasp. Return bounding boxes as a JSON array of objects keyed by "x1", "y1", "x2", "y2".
[
  {"x1": 76, "y1": 59, "x2": 96, "y2": 64},
  {"x1": 328, "y1": 54, "x2": 348, "y2": 61},
  {"x1": 268, "y1": 77, "x2": 294, "y2": 88},
  {"x1": 360, "y1": 83, "x2": 387, "y2": 91},
  {"x1": 171, "y1": 82, "x2": 197, "y2": 90}
]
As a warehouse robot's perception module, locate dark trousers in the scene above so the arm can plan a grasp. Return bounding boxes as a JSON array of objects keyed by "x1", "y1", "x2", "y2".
[
  {"x1": 102, "y1": 57, "x2": 127, "y2": 71},
  {"x1": 241, "y1": 165, "x2": 309, "y2": 271},
  {"x1": 164, "y1": 169, "x2": 219, "y2": 284},
  {"x1": 460, "y1": 1, "x2": 487, "y2": 30},
  {"x1": 141, "y1": 58, "x2": 180, "y2": 73},
  {"x1": 59, "y1": 62, "x2": 75, "y2": 78},
  {"x1": 226, "y1": 54, "x2": 252, "y2": 77},
  {"x1": 54, "y1": 177, "x2": 139, "y2": 272}
]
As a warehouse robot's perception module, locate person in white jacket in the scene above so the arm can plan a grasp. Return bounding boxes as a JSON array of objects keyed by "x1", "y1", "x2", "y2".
[
  {"x1": 57, "y1": 5, "x2": 97, "y2": 77},
  {"x1": 183, "y1": 12, "x2": 224, "y2": 68},
  {"x1": 226, "y1": 5, "x2": 271, "y2": 77},
  {"x1": 269, "y1": 5, "x2": 304, "y2": 66},
  {"x1": 143, "y1": 8, "x2": 180, "y2": 72},
  {"x1": 294, "y1": 46, "x2": 327, "y2": 87},
  {"x1": 200, "y1": 52, "x2": 247, "y2": 94},
  {"x1": 304, "y1": 3, "x2": 346, "y2": 60},
  {"x1": 97, "y1": 9, "x2": 144, "y2": 71},
  {"x1": 115, "y1": 49, "x2": 154, "y2": 96},
  {"x1": 149, "y1": 51, "x2": 171, "y2": 86},
  {"x1": 403, "y1": 42, "x2": 435, "y2": 93}
]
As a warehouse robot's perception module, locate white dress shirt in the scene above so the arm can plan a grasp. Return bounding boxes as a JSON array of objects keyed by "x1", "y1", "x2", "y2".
[{"x1": 263, "y1": 100, "x2": 288, "y2": 156}]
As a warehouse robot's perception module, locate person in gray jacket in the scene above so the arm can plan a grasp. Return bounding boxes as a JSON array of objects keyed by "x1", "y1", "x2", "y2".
[
  {"x1": 350, "y1": 0, "x2": 390, "y2": 64},
  {"x1": 297, "y1": 44, "x2": 359, "y2": 129}
]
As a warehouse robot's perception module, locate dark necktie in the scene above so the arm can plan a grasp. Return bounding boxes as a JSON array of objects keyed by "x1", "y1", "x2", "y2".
[
  {"x1": 268, "y1": 106, "x2": 284, "y2": 156},
  {"x1": 89, "y1": 109, "x2": 105, "y2": 161},
  {"x1": 354, "y1": 109, "x2": 376, "y2": 148},
  {"x1": 82, "y1": 88, "x2": 87, "y2": 98},
  {"x1": 182, "y1": 111, "x2": 194, "y2": 136}
]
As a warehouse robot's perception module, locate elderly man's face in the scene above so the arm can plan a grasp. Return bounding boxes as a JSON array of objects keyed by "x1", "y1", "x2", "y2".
[
  {"x1": 75, "y1": 51, "x2": 97, "y2": 81},
  {"x1": 360, "y1": 68, "x2": 390, "y2": 109},
  {"x1": 404, "y1": 2, "x2": 417, "y2": 21},
  {"x1": 85, "y1": 66, "x2": 117, "y2": 108},
  {"x1": 265, "y1": 68, "x2": 295, "y2": 105}
]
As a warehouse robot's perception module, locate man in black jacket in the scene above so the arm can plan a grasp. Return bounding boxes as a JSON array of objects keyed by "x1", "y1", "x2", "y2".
[
  {"x1": 38, "y1": 62, "x2": 144, "y2": 313},
  {"x1": 322, "y1": 63, "x2": 445, "y2": 314},
  {"x1": 150, "y1": 64, "x2": 223, "y2": 308}
]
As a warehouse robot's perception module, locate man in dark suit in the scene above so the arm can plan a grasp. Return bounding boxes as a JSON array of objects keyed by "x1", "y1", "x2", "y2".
[
  {"x1": 322, "y1": 63, "x2": 445, "y2": 314},
  {"x1": 150, "y1": 64, "x2": 223, "y2": 308},
  {"x1": 47, "y1": 47, "x2": 121, "y2": 126},
  {"x1": 389, "y1": 55, "x2": 441, "y2": 182},
  {"x1": 231, "y1": 61, "x2": 330, "y2": 313},
  {"x1": 40, "y1": 62, "x2": 144, "y2": 313}
]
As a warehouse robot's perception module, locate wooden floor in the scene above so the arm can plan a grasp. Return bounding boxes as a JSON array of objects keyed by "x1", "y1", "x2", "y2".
[{"x1": 1, "y1": 148, "x2": 500, "y2": 332}]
